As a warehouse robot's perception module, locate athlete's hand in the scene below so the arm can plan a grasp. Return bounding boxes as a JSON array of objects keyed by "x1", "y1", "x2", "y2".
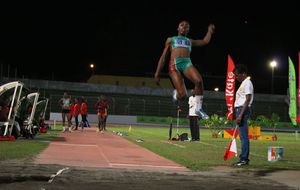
[
  {"x1": 154, "y1": 73, "x2": 160, "y2": 86},
  {"x1": 208, "y1": 24, "x2": 215, "y2": 34}
]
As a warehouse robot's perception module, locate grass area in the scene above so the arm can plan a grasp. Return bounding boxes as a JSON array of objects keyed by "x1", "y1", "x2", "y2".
[
  {"x1": 0, "y1": 126, "x2": 63, "y2": 161},
  {"x1": 110, "y1": 125, "x2": 300, "y2": 171}
]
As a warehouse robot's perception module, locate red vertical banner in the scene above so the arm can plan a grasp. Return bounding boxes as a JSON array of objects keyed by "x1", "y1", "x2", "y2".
[
  {"x1": 297, "y1": 52, "x2": 300, "y2": 123},
  {"x1": 225, "y1": 55, "x2": 236, "y2": 120}
]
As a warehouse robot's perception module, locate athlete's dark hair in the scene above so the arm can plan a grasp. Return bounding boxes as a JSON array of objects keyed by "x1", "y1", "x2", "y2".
[{"x1": 178, "y1": 20, "x2": 190, "y2": 25}]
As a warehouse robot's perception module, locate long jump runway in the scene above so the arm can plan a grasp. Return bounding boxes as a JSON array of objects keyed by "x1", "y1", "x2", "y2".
[{"x1": 35, "y1": 128, "x2": 190, "y2": 172}]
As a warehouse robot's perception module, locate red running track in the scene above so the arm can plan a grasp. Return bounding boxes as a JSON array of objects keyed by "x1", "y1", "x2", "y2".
[{"x1": 35, "y1": 128, "x2": 190, "y2": 172}]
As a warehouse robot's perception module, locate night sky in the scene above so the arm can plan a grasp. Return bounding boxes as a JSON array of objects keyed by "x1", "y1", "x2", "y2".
[{"x1": 0, "y1": 2, "x2": 299, "y2": 94}]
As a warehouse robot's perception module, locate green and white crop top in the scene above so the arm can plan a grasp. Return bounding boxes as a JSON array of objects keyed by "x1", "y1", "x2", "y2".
[{"x1": 170, "y1": 36, "x2": 192, "y2": 52}]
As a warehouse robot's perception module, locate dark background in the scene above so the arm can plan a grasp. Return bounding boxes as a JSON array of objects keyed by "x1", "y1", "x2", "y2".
[{"x1": 0, "y1": 2, "x2": 299, "y2": 94}]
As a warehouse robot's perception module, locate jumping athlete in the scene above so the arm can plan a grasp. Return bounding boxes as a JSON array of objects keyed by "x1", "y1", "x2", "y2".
[{"x1": 154, "y1": 20, "x2": 215, "y2": 119}]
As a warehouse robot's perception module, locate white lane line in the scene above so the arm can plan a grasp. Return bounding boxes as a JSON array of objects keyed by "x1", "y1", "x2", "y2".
[
  {"x1": 198, "y1": 141, "x2": 220, "y2": 147},
  {"x1": 51, "y1": 143, "x2": 98, "y2": 147},
  {"x1": 110, "y1": 163, "x2": 187, "y2": 169},
  {"x1": 96, "y1": 146, "x2": 112, "y2": 167},
  {"x1": 160, "y1": 140, "x2": 186, "y2": 148}
]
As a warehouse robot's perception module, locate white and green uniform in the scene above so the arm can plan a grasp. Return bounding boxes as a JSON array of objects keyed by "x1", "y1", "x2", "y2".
[{"x1": 170, "y1": 36, "x2": 193, "y2": 72}]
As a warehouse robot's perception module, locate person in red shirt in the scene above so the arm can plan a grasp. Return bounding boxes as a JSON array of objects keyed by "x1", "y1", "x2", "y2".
[
  {"x1": 95, "y1": 95, "x2": 109, "y2": 133},
  {"x1": 80, "y1": 97, "x2": 90, "y2": 131},
  {"x1": 68, "y1": 100, "x2": 74, "y2": 131},
  {"x1": 72, "y1": 97, "x2": 80, "y2": 130}
]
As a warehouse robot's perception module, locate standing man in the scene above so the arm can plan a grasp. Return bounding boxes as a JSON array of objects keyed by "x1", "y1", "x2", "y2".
[
  {"x1": 59, "y1": 92, "x2": 70, "y2": 126},
  {"x1": 96, "y1": 95, "x2": 109, "y2": 133},
  {"x1": 188, "y1": 90, "x2": 200, "y2": 141},
  {"x1": 233, "y1": 64, "x2": 254, "y2": 166},
  {"x1": 80, "y1": 97, "x2": 90, "y2": 131},
  {"x1": 73, "y1": 97, "x2": 80, "y2": 130}
]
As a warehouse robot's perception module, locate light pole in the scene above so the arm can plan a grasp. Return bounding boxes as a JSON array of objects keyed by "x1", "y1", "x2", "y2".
[{"x1": 270, "y1": 60, "x2": 277, "y2": 94}]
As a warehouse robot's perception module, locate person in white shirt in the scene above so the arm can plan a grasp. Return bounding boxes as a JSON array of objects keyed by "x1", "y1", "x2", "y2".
[
  {"x1": 233, "y1": 64, "x2": 254, "y2": 166},
  {"x1": 59, "y1": 92, "x2": 70, "y2": 127},
  {"x1": 188, "y1": 90, "x2": 200, "y2": 141}
]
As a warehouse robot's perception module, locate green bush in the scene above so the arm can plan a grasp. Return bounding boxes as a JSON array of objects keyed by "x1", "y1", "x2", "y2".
[
  {"x1": 137, "y1": 116, "x2": 189, "y2": 125},
  {"x1": 200, "y1": 114, "x2": 228, "y2": 137}
]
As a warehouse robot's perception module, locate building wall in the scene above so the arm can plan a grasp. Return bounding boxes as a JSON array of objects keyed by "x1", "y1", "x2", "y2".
[{"x1": 87, "y1": 74, "x2": 173, "y2": 89}]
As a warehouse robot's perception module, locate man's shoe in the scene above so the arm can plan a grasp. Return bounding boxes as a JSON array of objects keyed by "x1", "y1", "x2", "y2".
[
  {"x1": 196, "y1": 108, "x2": 209, "y2": 120},
  {"x1": 235, "y1": 160, "x2": 249, "y2": 166}
]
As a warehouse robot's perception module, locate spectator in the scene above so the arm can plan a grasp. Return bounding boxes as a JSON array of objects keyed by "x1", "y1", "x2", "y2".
[{"x1": 59, "y1": 92, "x2": 71, "y2": 126}]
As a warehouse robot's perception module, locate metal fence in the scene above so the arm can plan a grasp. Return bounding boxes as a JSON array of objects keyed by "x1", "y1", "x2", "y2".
[
  {"x1": 1, "y1": 78, "x2": 289, "y2": 121},
  {"x1": 50, "y1": 94, "x2": 179, "y2": 117},
  {"x1": 48, "y1": 94, "x2": 289, "y2": 121}
]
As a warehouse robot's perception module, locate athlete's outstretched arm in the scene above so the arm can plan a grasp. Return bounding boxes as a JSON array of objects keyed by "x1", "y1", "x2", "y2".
[
  {"x1": 191, "y1": 24, "x2": 215, "y2": 47},
  {"x1": 154, "y1": 37, "x2": 171, "y2": 85}
]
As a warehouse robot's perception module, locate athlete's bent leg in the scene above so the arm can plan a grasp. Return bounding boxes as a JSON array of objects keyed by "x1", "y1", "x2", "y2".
[
  {"x1": 184, "y1": 66, "x2": 209, "y2": 119},
  {"x1": 169, "y1": 71, "x2": 187, "y2": 101}
]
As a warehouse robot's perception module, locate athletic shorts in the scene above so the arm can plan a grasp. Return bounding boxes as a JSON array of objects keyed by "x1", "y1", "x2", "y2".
[
  {"x1": 62, "y1": 109, "x2": 70, "y2": 114},
  {"x1": 169, "y1": 57, "x2": 193, "y2": 73},
  {"x1": 98, "y1": 112, "x2": 106, "y2": 118}
]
